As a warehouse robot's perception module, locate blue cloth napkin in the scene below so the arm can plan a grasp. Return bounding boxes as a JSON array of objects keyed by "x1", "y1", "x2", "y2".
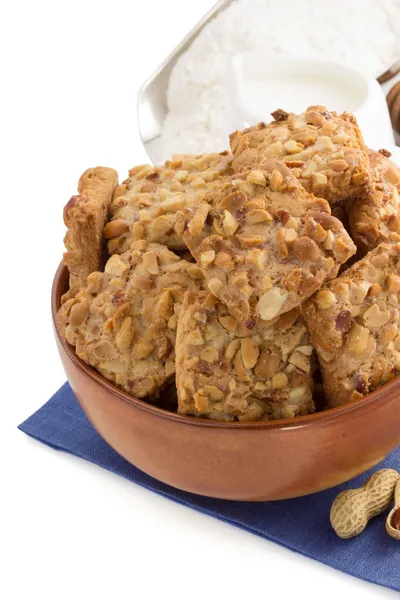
[{"x1": 19, "y1": 382, "x2": 399, "y2": 592}]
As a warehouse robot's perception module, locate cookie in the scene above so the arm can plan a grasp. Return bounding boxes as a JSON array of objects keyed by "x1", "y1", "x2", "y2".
[
  {"x1": 104, "y1": 152, "x2": 232, "y2": 254},
  {"x1": 175, "y1": 159, "x2": 356, "y2": 323},
  {"x1": 62, "y1": 167, "x2": 118, "y2": 303},
  {"x1": 230, "y1": 106, "x2": 372, "y2": 204},
  {"x1": 347, "y1": 150, "x2": 400, "y2": 254},
  {"x1": 58, "y1": 241, "x2": 204, "y2": 398},
  {"x1": 303, "y1": 242, "x2": 400, "y2": 407},
  {"x1": 176, "y1": 292, "x2": 315, "y2": 421}
]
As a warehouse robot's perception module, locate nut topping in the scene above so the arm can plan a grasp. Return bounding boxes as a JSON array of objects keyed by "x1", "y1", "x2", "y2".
[
  {"x1": 331, "y1": 159, "x2": 348, "y2": 172},
  {"x1": 363, "y1": 304, "x2": 390, "y2": 328},
  {"x1": 104, "y1": 219, "x2": 130, "y2": 239},
  {"x1": 303, "y1": 242, "x2": 400, "y2": 407},
  {"x1": 316, "y1": 289, "x2": 336, "y2": 310},
  {"x1": 289, "y1": 350, "x2": 311, "y2": 373},
  {"x1": 257, "y1": 288, "x2": 288, "y2": 320},
  {"x1": 350, "y1": 281, "x2": 371, "y2": 304},
  {"x1": 175, "y1": 291, "x2": 314, "y2": 421},
  {"x1": 283, "y1": 140, "x2": 304, "y2": 154},
  {"x1": 142, "y1": 250, "x2": 159, "y2": 275},
  {"x1": 69, "y1": 302, "x2": 89, "y2": 326},
  {"x1": 200, "y1": 250, "x2": 216, "y2": 267},
  {"x1": 241, "y1": 338, "x2": 260, "y2": 369},
  {"x1": 223, "y1": 210, "x2": 239, "y2": 235},
  {"x1": 208, "y1": 278, "x2": 223, "y2": 297},
  {"x1": 305, "y1": 110, "x2": 325, "y2": 127},
  {"x1": 188, "y1": 203, "x2": 211, "y2": 238},
  {"x1": 270, "y1": 169, "x2": 284, "y2": 191},
  {"x1": 105, "y1": 255, "x2": 129, "y2": 277},
  {"x1": 177, "y1": 154, "x2": 355, "y2": 324},
  {"x1": 271, "y1": 372, "x2": 289, "y2": 389},
  {"x1": 218, "y1": 314, "x2": 237, "y2": 333},
  {"x1": 386, "y1": 274, "x2": 400, "y2": 292},
  {"x1": 132, "y1": 341, "x2": 154, "y2": 359},
  {"x1": 226, "y1": 339, "x2": 240, "y2": 360},
  {"x1": 200, "y1": 346, "x2": 219, "y2": 363},
  {"x1": 312, "y1": 172, "x2": 328, "y2": 188},
  {"x1": 247, "y1": 169, "x2": 266, "y2": 185},
  {"x1": 231, "y1": 107, "x2": 372, "y2": 204},
  {"x1": 294, "y1": 236, "x2": 320, "y2": 262},
  {"x1": 347, "y1": 323, "x2": 369, "y2": 356},
  {"x1": 245, "y1": 209, "x2": 272, "y2": 224},
  {"x1": 255, "y1": 348, "x2": 281, "y2": 379},
  {"x1": 219, "y1": 191, "x2": 247, "y2": 212}
]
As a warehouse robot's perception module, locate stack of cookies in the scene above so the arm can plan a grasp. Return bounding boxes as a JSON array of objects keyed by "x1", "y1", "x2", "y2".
[{"x1": 58, "y1": 106, "x2": 400, "y2": 421}]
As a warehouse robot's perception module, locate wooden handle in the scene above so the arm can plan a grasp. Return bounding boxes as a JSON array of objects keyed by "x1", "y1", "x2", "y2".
[
  {"x1": 377, "y1": 60, "x2": 400, "y2": 85},
  {"x1": 386, "y1": 80, "x2": 400, "y2": 135}
]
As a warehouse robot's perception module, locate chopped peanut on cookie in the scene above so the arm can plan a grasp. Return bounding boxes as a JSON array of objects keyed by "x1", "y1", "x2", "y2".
[
  {"x1": 105, "y1": 152, "x2": 232, "y2": 253},
  {"x1": 230, "y1": 106, "x2": 372, "y2": 204},
  {"x1": 58, "y1": 241, "x2": 205, "y2": 398},
  {"x1": 175, "y1": 159, "x2": 356, "y2": 323},
  {"x1": 347, "y1": 150, "x2": 400, "y2": 254},
  {"x1": 303, "y1": 242, "x2": 400, "y2": 407},
  {"x1": 62, "y1": 166, "x2": 119, "y2": 303},
  {"x1": 175, "y1": 292, "x2": 315, "y2": 421}
]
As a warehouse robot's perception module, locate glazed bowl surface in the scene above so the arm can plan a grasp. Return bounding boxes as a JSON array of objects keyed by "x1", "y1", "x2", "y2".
[{"x1": 53, "y1": 263, "x2": 400, "y2": 501}]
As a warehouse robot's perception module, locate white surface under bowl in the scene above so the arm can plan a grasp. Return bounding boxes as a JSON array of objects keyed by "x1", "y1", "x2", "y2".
[{"x1": 230, "y1": 54, "x2": 395, "y2": 151}]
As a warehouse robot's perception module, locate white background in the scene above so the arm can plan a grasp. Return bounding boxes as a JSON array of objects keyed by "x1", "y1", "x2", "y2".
[{"x1": 1, "y1": 1, "x2": 398, "y2": 598}]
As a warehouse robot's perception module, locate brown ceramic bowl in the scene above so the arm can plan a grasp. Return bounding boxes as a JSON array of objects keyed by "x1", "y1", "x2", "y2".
[{"x1": 53, "y1": 263, "x2": 400, "y2": 501}]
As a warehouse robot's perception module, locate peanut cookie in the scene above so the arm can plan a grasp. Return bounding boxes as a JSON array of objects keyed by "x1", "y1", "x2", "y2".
[
  {"x1": 105, "y1": 152, "x2": 233, "y2": 254},
  {"x1": 175, "y1": 159, "x2": 356, "y2": 323},
  {"x1": 58, "y1": 241, "x2": 205, "y2": 398},
  {"x1": 347, "y1": 150, "x2": 400, "y2": 254},
  {"x1": 303, "y1": 242, "x2": 400, "y2": 407},
  {"x1": 62, "y1": 167, "x2": 118, "y2": 303},
  {"x1": 176, "y1": 292, "x2": 315, "y2": 421},
  {"x1": 230, "y1": 106, "x2": 372, "y2": 204}
]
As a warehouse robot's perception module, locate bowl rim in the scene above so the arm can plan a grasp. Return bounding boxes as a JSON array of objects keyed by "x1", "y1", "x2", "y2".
[{"x1": 53, "y1": 261, "x2": 399, "y2": 430}]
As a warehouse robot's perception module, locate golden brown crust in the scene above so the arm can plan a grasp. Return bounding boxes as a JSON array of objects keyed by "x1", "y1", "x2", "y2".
[
  {"x1": 175, "y1": 159, "x2": 356, "y2": 323},
  {"x1": 62, "y1": 167, "x2": 118, "y2": 303},
  {"x1": 346, "y1": 150, "x2": 400, "y2": 254},
  {"x1": 176, "y1": 291, "x2": 315, "y2": 421},
  {"x1": 105, "y1": 152, "x2": 232, "y2": 254},
  {"x1": 230, "y1": 106, "x2": 373, "y2": 204},
  {"x1": 58, "y1": 241, "x2": 205, "y2": 398},
  {"x1": 303, "y1": 242, "x2": 400, "y2": 407}
]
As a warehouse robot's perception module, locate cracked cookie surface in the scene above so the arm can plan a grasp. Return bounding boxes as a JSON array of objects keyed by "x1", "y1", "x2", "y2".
[
  {"x1": 347, "y1": 150, "x2": 400, "y2": 254},
  {"x1": 62, "y1": 167, "x2": 118, "y2": 303},
  {"x1": 176, "y1": 292, "x2": 315, "y2": 421},
  {"x1": 230, "y1": 106, "x2": 372, "y2": 204},
  {"x1": 303, "y1": 242, "x2": 400, "y2": 407},
  {"x1": 105, "y1": 152, "x2": 232, "y2": 254},
  {"x1": 58, "y1": 241, "x2": 204, "y2": 398},
  {"x1": 175, "y1": 159, "x2": 356, "y2": 323}
]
